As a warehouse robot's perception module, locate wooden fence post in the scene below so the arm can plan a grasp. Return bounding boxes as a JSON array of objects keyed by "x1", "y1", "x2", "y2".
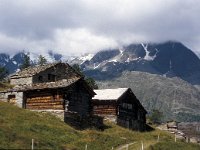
[
  {"x1": 175, "y1": 134, "x2": 176, "y2": 142},
  {"x1": 141, "y1": 141, "x2": 144, "y2": 150},
  {"x1": 157, "y1": 134, "x2": 160, "y2": 142},
  {"x1": 32, "y1": 139, "x2": 34, "y2": 150},
  {"x1": 126, "y1": 144, "x2": 128, "y2": 150}
]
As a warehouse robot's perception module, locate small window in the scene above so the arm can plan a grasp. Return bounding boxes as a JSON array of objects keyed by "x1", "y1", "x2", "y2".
[
  {"x1": 38, "y1": 76, "x2": 43, "y2": 81},
  {"x1": 8, "y1": 95, "x2": 16, "y2": 104},
  {"x1": 122, "y1": 103, "x2": 132, "y2": 110},
  {"x1": 48, "y1": 74, "x2": 56, "y2": 81}
]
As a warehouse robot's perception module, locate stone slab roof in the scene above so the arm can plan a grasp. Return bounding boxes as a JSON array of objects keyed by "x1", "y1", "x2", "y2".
[
  {"x1": 93, "y1": 88, "x2": 129, "y2": 101},
  {"x1": 10, "y1": 63, "x2": 74, "y2": 79},
  {"x1": 8, "y1": 77, "x2": 81, "y2": 92}
]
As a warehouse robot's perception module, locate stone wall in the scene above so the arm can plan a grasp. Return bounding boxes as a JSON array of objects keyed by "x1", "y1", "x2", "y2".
[
  {"x1": 100, "y1": 115, "x2": 117, "y2": 123},
  {"x1": 0, "y1": 92, "x2": 24, "y2": 108},
  {"x1": 10, "y1": 77, "x2": 33, "y2": 86},
  {"x1": 31, "y1": 110, "x2": 65, "y2": 121},
  {"x1": 0, "y1": 92, "x2": 7, "y2": 102}
]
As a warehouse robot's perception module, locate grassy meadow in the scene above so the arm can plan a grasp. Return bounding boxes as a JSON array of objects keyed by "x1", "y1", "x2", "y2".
[{"x1": 0, "y1": 101, "x2": 200, "y2": 150}]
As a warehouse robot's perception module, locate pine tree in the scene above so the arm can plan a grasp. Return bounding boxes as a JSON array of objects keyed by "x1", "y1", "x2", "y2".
[
  {"x1": 20, "y1": 53, "x2": 31, "y2": 70},
  {"x1": 0, "y1": 66, "x2": 8, "y2": 81},
  {"x1": 85, "y1": 77, "x2": 98, "y2": 89},
  {"x1": 72, "y1": 64, "x2": 84, "y2": 76},
  {"x1": 72, "y1": 64, "x2": 98, "y2": 89},
  {"x1": 38, "y1": 55, "x2": 47, "y2": 65}
]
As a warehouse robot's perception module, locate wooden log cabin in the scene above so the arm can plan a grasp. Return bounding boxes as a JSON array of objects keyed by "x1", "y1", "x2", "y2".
[
  {"x1": 92, "y1": 88, "x2": 147, "y2": 131},
  {"x1": 0, "y1": 63, "x2": 102, "y2": 127}
]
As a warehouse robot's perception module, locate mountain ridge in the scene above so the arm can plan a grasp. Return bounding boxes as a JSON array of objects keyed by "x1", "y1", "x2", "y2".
[
  {"x1": 0, "y1": 41, "x2": 200, "y2": 86},
  {"x1": 80, "y1": 41, "x2": 200, "y2": 85}
]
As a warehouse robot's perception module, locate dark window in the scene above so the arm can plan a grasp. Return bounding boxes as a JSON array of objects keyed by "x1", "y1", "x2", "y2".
[
  {"x1": 38, "y1": 76, "x2": 43, "y2": 81},
  {"x1": 122, "y1": 103, "x2": 132, "y2": 110},
  {"x1": 48, "y1": 74, "x2": 56, "y2": 81},
  {"x1": 8, "y1": 95, "x2": 16, "y2": 104}
]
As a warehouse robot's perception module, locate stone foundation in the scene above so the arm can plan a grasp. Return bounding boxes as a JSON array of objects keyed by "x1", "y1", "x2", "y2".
[
  {"x1": 31, "y1": 110, "x2": 65, "y2": 121},
  {"x1": 103, "y1": 115, "x2": 117, "y2": 123},
  {"x1": 64, "y1": 112, "x2": 103, "y2": 129}
]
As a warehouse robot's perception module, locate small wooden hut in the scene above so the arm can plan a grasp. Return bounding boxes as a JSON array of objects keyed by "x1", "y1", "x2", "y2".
[{"x1": 92, "y1": 88, "x2": 147, "y2": 131}]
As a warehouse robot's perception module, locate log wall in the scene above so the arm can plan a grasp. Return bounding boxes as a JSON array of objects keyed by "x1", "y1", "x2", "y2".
[
  {"x1": 25, "y1": 90, "x2": 64, "y2": 110},
  {"x1": 67, "y1": 92, "x2": 91, "y2": 116},
  {"x1": 92, "y1": 103, "x2": 117, "y2": 116}
]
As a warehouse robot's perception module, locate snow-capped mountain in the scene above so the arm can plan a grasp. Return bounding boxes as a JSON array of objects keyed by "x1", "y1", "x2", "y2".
[
  {"x1": 0, "y1": 41, "x2": 200, "y2": 85},
  {"x1": 78, "y1": 41, "x2": 200, "y2": 85},
  {"x1": 69, "y1": 53, "x2": 94, "y2": 65}
]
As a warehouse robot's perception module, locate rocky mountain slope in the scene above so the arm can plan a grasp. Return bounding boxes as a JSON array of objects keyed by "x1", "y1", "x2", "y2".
[
  {"x1": 98, "y1": 71, "x2": 200, "y2": 122},
  {"x1": 81, "y1": 41, "x2": 200, "y2": 85}
]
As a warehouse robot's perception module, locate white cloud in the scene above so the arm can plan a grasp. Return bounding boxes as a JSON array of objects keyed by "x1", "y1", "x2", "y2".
[
  {"x1": 0, "y1": 0, "x2": 199, "y2": 56},
  {"x1": 54, "y1": 28, "x2": 118, "y2": 55},
  {"x1": 0, "y1": 33, "x2": 54, "y2": 55}
]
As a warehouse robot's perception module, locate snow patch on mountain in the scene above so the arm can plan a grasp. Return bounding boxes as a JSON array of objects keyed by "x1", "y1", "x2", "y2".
[
  {"x1": 79, "y1": 53, "x2": 94, "y2": 62},
  {"x1": 94, "y1": 63, "x2": 101, "y2": 69},
  {"x1": 141, "y1": 43, "x2": 157, "y2": 61},
  {"x1": 108, "y1": 59, "x2": 118, "y2": 62},
  {"x1": 125, "y1": 58, "x2": 130, "y2": 63},
  {"x1": 29, "y1": 52, "x2": 39, "y2": 64},
  {"x1": 12, "y1": 61, "x2": 17, "y2": 65},
  {"x1": 119, "y1": 48, "x2": 124, "y2": 55}
]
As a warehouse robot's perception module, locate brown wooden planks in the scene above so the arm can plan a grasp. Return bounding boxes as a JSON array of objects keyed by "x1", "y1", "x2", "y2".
[{"x1": 26, "y1": 105, "x2": 64, "y2": 110}]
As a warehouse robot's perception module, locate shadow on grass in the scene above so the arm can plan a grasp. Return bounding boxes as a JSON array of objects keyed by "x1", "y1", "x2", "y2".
[
  {"x1": 64, "y1": 113, "x2": 111, "y2": 131},
  {"x1": 145, "y1": 124, "x2": 155, "y2": 132}
]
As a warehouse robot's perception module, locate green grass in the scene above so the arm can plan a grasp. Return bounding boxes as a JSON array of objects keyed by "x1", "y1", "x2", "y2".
[
  {"x1": 147, "y1": 141, "x2": 200, "y2": 150},
  {"x1": 0, "y1": 101, "x2": 200, "y2": 150}
]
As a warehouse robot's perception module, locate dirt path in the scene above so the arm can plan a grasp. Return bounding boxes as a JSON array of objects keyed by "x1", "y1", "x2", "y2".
[
  {"x1": 116, "y1": 140, "x2": 157, "y2": 150},
  {"x1": 116, "y1": 142, "x2": 137, "y2": 150}
]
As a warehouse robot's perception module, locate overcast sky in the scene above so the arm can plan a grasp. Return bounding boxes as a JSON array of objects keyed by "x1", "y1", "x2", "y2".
[{"x1": 0, "y1": 0, "x2": 200, "y2": 56}]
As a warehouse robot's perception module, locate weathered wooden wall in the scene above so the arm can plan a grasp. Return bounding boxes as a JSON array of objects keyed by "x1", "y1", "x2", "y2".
[
  {"x1": 117, "y1": 89, "x2": 146, "y2": 131},
  {"x1": 24, "y1": 89, "x2": 64, "y2": 110},
  {"x1": 92, "y1": 101, "x2": 117, "y2": 116},
  {"x1": 67, "y1": 81, "x2": 92, "y2": 116}
]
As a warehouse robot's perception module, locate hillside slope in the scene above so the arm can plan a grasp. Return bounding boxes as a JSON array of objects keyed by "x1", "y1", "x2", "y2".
[
  {"x1": 1, "y1": 101, "x2": 200, "y2": 150},
  {"x1": 98, "y1": 71, "x2": 200, "y2": 122}
]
